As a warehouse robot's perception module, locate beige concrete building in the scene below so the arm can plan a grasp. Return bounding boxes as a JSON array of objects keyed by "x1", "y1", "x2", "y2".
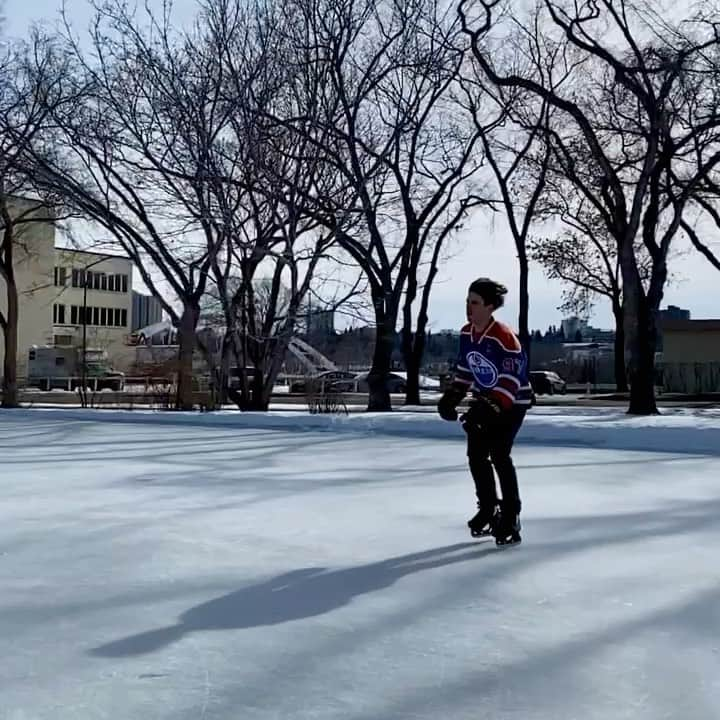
[
  {"x1": 52, "y1": 248, "x2": 135, "y2": 371},
  {"x1": 661, "y1": 319, "x2": 720, "y2": 393},
  {"x1": 1, "y1": 197, "x2": 138, "y2": 378},
  {"x1": 662, "y1": 319, "x2": 720, "y2": 362}
]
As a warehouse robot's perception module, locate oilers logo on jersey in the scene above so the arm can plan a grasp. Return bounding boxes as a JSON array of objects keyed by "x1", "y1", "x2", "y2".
[{"x1": 466, "y1": 351, "x2": 498, "y2": 388}]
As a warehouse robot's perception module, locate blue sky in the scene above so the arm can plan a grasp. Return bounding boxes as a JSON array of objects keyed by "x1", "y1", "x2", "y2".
[{"x1": 4, "y1": 0, "x2": 720, "y2": 332}]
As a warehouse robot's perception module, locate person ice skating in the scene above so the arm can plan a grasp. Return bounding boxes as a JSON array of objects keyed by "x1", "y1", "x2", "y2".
[{"x1": 437, "y1": 278, "x2": 532, "y2": 546}]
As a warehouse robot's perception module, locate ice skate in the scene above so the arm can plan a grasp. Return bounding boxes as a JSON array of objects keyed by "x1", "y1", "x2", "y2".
[
  {"x1": 493, "y1": 512, "x2": 521, "y2": 546},
  {"x1": 467, "y1": 506, "x2": 498, "y2": 538}
]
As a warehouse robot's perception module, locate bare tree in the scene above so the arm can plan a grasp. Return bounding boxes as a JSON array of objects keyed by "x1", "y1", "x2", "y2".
[
  {"x1": 31, "y1": 0, "x2": 349, "y2": 414},
  {"x1": 252, "y1": 0, "x2": 488, "y2": 410},
  {"x1": 29, "y1": 1, "x2": 241, "y2": 410},
  {"x1": 0, "y1": 34, "x2": 70, "y2": 408},
  {"x1": 529, "y1": 196, "x2": 656, "y2": 392},
  {"x1": 462, "y1": 80, "x2": 553, "y2": 362},
  {"x1": 190, "y1": 0, "x2": 351, "y2": 410},
  {"x1": 460, "y1": 0, "x2": 720, "y2": 414}
]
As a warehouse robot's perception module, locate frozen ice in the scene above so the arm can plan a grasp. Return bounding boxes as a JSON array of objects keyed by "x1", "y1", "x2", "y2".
[{"x1": 1, "y1": 408, "x2": 719, "y2": 719}]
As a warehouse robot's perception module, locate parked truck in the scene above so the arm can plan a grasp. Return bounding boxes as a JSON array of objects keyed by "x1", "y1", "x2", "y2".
[{"x1": 27, "y1": 346, "x2": 125, "y2": 391}]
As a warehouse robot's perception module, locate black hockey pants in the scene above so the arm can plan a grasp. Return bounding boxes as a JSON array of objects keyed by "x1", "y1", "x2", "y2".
[{"x1": 465, "y1": 405, "x2": 527, "y2": 516}]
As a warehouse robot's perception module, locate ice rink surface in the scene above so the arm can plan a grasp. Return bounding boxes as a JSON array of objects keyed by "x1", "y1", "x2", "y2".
[{"x1": 2, "y1": 409, "x2": 719, "y2": 720}]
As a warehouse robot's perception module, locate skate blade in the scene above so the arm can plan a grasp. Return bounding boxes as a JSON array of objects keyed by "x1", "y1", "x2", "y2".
[
  {"x1": 469, "y1": 528, "x2": 493, "y2": 538},
  {"x1": 495, "y1": 538, "x2": 522, "y2": 548}
]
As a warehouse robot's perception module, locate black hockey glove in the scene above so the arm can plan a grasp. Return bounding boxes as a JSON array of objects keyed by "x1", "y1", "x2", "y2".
[
  {"x1": 460, "y1": 396, "x2": 502, "y2": 430},
  {"x1": 437, "y1": 387, "x2": 464, "y2": 422}
]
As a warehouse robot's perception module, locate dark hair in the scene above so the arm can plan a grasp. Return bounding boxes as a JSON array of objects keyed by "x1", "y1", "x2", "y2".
[{"x1": 468, "y1": 278, "x2": 508, "y2": 309}]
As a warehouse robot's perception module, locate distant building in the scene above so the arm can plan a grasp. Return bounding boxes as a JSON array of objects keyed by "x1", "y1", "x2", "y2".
[
  {"x1": 660, "y1": 305, "x2": 691, "y2": 321},
  {"x1": 0, "y1": 194, "x2": 155, "y2": 376},
  {"x1": 305, "y1": 306, "x2": 335, "y2": 337},
  {"x1": 52, "y1": 248, "x2": 135, "y2": 370},
  {"x1": 662, "y1": 319, "x2": 720, "y2": 362},
  {"x1": 660, "y1": 318, "x2": 720, "y2": 393},
  {"x1": 132, "y1": 291, "x2": 163, "y2": 331},
  {"x1": 561, "y1": 316, "x2": 589, "y2": 340},
  {"x1": 584, "y1": 328, "x2": 616, "y2": 343}
]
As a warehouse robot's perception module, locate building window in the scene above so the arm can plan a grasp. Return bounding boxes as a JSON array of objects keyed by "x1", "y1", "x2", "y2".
[
  {"x1": 53, "y1": 304, "x2": 66, "y2": 325},
  {"x1": 101, "y1": 274, "x2": 107, "y2": 291},
  {"x1": 54, "y1": 267, "x2": 67, "y2": 287},
  {"x1": 67, "y1": 304, "x2": 127, "y2": 327},
  {"x1": 54, "y1": 335, "x2": 73, "y2": 346},
  {"x1": 101, "y1": 274, "x2": 129, "y2": 294},
  {"x1": 55, "y1": 356, "x2": 65, "y2": 367},
  {"x1": 72, "y1": 269, "x2": 82, "y2": 288},
  {"x1": 86, "y1": 271, "x2": 93, "y2": 289}
]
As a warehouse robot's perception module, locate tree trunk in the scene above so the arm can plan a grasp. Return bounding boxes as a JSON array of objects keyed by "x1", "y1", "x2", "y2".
[
  {"x1": 217, "y1": 342, "x2": 231, "y2": 406},
  {"x1": 258, "y1": 344, "x2": 287, "y2": 412},
  {"x1": 175, "y1": 302, "x2": 199, "y2": 411},
  {"x1": 367, "y1": 292, "x2": 396, "y2": 411},
  {"x1": 367, "y1": 325, "x2": 394, "y2": 411},
  {"x1": 611, "y1": 301, "x2": 628, "y2": 393},
  {"x1": 619, "y1": 233, "x2": 659, "y2": 415},
  {"x1": 627, "y1": 308, "x2": 658, "y2": 414},
  {"x1": 1, "y1": 286, "x2": 19, "y2": 408},
  {"x1": 1, "y1": 225, "x2": 19, "y2": 409},
  {"x1": 249, "y1": 367, "x2": 266, "y2": 411},
  {"x1": 518, "y1": 247, "x2": 531, "y2": 366},
  {"x1": 402, "y1": 237, "x2": 439, "y2": 407},
  {"x1": 623, "y1": 288, "x2": 659, "y2": 415}
]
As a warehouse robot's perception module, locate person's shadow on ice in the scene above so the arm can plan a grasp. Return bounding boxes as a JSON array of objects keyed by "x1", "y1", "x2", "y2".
[{"x1": 90, "y1": 542, "x2": 486, "y2": 657}]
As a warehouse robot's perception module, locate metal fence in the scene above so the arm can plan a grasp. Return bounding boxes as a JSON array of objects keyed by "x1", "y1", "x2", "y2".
[{"x1": 660, "y1": 362, "x2": 720, "y2": 394}]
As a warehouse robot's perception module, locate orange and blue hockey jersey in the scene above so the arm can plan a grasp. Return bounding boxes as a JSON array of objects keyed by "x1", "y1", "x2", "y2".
[{"x1": 451, "y1": 320, "x2": 532, "y2": 410}]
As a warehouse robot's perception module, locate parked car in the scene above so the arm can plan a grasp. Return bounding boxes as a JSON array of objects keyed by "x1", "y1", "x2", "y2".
[
  {"x1": 227, "y1": 367, "x2": 262, "y2": 390},
  {"x1": 529, "y1": 370, "x2": 567, "y2": 395},
  {"x1": 328, "y1": 371, "x2": 401, "y2": 394},
  {"x1": 289, "y1": 370, "x2": 357, "y2": 394}
]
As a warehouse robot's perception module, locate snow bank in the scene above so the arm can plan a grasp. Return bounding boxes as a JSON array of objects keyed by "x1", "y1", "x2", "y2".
[{"x1": 6, "y1": 405, "x2": 720, "y2": 456}]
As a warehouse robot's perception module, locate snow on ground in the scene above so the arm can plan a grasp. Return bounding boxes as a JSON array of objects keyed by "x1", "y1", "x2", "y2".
[{"x1": 1, "y1": 408, "x2": 720, "y2": 720}]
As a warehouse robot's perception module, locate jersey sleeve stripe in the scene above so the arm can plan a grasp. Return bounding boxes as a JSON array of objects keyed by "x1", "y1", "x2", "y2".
[
  {"x1": 498, "y1": 373, "x2": 521, "y2": 387},
  {"x1": 489, "y1": 387, "x2": 515, "y2": 410},
  {"x1": 491, "y1": 386, "x2": 516, "y2": 402},
  {"x1": 452, "y1": 375, "x2": 472, "y2": 386}
]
